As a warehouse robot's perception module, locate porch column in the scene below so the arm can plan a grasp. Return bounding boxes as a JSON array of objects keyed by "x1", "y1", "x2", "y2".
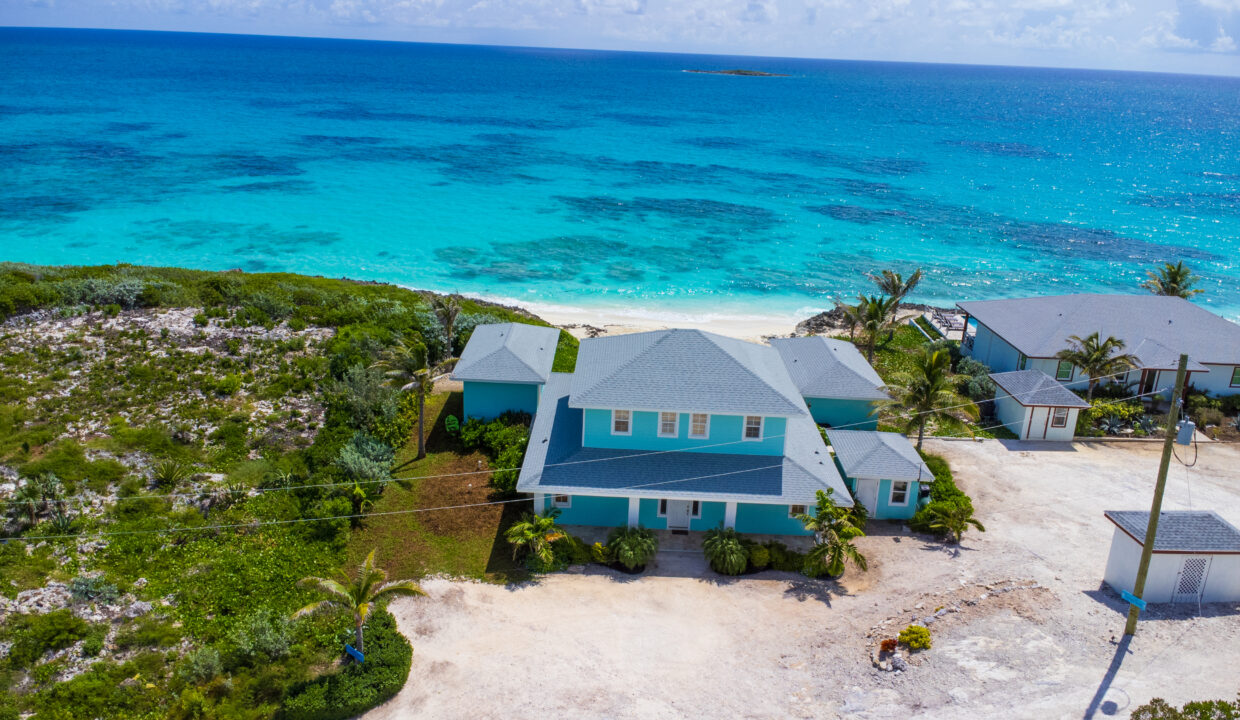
[
  {"x1": 724, "y1": 501, "x2": 737, "y2": 529},
  {"x1": 533, "y1": 493, "x2": 545, "y2": 514},
  {"x1": 627, "y1": 497, "x2": 640, "y2": 528}
]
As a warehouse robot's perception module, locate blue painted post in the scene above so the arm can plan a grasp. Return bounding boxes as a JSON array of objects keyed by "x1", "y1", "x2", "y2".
[{"x1": 345, "y1": 644, "x2": 365, "y2": 663}]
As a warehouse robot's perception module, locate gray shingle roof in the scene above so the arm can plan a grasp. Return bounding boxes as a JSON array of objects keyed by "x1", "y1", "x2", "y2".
[
  {"x1": 519, "y1": 373, "x2": 849, "y2": 505},
  {"x1": 1105, "y1": 510, "x2": 1240, "y2": 554},
  {"x1": 1128, "y1": 338, "x2": 1209, "y2": 372},
  {"x1": 989, "y1": 370, "x2": 1092, "y2": 408},
  {"x1": 957, "y1": 294, "x2": 1240, "y2": 365},
  {"x1": 770, "y1": 336, "x2": 889, "y2": 401},
  {"x1": 825, "y1": 429, "x2": 934, "y2": 481},
  {"x1": 451, "y1": 323, "x2": 560, "y2": 384},
  {"x1": 568, "y1": 329, "x2": 808, "y2": 416}
]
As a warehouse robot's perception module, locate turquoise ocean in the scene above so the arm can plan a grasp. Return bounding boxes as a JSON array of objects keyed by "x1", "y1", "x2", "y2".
[{"x1": 3, "y1": 27, "x2": 1239, "y2": 320}]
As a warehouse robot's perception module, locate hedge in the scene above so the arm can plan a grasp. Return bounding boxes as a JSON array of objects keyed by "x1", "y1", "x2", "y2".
[{"x1": 280, "y1": 610, "x2": 412, "y2": 720}]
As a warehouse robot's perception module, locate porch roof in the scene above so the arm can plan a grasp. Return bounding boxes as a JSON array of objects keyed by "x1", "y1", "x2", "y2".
[
  {"x1": 825, "y1": 429, "x2": 934, "y2": 482},
  {"x1": 518, "y1": 373, "x2": 850, "y2": 505}
]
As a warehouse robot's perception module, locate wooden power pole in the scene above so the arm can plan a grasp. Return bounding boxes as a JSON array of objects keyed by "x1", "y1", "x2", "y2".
[{"x1": 1124, "y1": 353, "x2": 1190, "y2": 636}]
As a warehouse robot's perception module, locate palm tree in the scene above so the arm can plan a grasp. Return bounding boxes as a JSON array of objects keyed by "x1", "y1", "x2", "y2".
[
  {"x1": 886, "y1": 348, "x2": 973, "y2": 449},
  {"x1": 1141, "y1": 261, "x2": 1203, "y2": 299},
  {"x1": 373, "y1": 341, "x2": 457, "y2": 459},
  {"x1": 868, "y1": 268, "x2": 923, "y2": 302},
  {"x1": 433, "y1": 295, "x2": 462, "y2": 359},
  {"x1": 926, "y1": 502, "x2": 985, "y2": 544},
  {"x1": 795, "y1": 489, "x2": 867, "y2": 577},
  {"x1": 9, "y1": 480, "x2": 43, "y2": 525},
  {"x1": 606, "y1": 526, "x2": 659, "y2": 571},
  {"x1": 833, "y1": 296, "x2": 863, "y2": 340},
  {"x1": 293, "y1": 549, "x2": 425, "y2": 654},
  {"x1": 856, "y1": 294, "x2": 899, "y2": 362},
  {"x1": 1055, "y1": 332, "x2": 1138, "y2": 401},
  {"x1": 504, "y1": 508, "x2": 567, "y2": 566}
]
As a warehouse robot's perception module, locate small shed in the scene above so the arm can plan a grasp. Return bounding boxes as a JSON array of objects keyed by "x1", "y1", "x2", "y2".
[
  {"x1": 452, "y1": 323, "x2": 561, "y2": 420},
  {"x1": 989, "y1": 369, "x2": 1090, "y2": 441},
  {"x1": 826, "y1": 429, "x2": 932, "y2": 520},
  {"x1": 1103, "y1": 510, "x2": 1240, "y2": 604}
]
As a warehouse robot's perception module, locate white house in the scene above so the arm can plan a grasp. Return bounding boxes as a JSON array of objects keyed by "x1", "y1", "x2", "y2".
[
  {"x1": 1103, "y1": 510, "x2": 1240, "y2": 604},
  {"x1": 958, "y1": 294, "x2": 1240, "y2": 398},
  {"x1": 989, "y1": 369, "x2": 1091, "y2": 441}
]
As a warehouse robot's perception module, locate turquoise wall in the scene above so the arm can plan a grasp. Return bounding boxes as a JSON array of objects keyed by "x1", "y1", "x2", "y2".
[
  {"x1": 875, "y1": 479, "x2": 919, "y2": 519},
  {"x1": 734, "y1": 502, "x2": 813, "y2": 536},
  {"x1": 581, "y1": 409, "x2": 787, "y2": 456},
  {"x1": 805, "y1": 398, "x2": 880, "y2": 430},
  {"x1": 638, "y1": 498, "x2": 667, "y2": 530},
  {"x1": 463, "y1": 381, "x2": 540, "y2": 420},
  {"x1": 691, "y1": 501, "x2": 727, "y2": 531},
  {"x1": 544, "y1": 495, "x2": 629, "y2": 527}
]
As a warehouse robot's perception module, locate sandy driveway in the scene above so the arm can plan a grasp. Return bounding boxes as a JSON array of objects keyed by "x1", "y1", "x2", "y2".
[{"x1": 365, "y1": 439, "x2": 1240, "y2": 720}]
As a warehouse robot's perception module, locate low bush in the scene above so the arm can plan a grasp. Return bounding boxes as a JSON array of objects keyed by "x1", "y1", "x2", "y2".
[
  {"x1": 177, "y1": 646, "x2": 223, "y2": 684},
  {"x1": 747, "y1": 544, "x2": 770, "y2": 570},
  {"x1": 1130, "y1": 695, "x2": 1240, "y2": 720},
  {"x1": 5, "y1": 609, "x2": 90, "y2": 668},
  {"x1": 763, "y1": 541, "x2": 806, "y2": 572},
  {"x1": 281, "y1": 610, "x2": 412, "y2": 720},
  {"x1": 909, "y1": 451, "x2": 973, "y2": 536},
  {"x1": 69, "y1": 576, "x2": 120, "y2": 605},
  {"x1": 606, "y1": 526, "x2": 659, "y2": 571},
  {"x1": 703, "y1": 526, "x2": 749, "y2": 576},
  {"x1": 228, "y1": 610, "x2": 292, "y2": 665},
  {"x1": 459, "y1": 414, "x2": 531, "y2": 494},
  {"x1": 898, "y1": 624, "x2": 932, "y2": 651},
  {"x1": 114, "y1": 617, "x2": 181, "y2": 650},
  {"x1": 879, "y1": 638, "x2": 898, "y2": 654}
]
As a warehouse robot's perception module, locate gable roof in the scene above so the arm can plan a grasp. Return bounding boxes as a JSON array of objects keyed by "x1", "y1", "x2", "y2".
[
  {"x1": 518, "y1": 373, "x2": 850, "y2": 505},
  {"x1": 989, "y1": 370, "x2": 1091, "y2": 408},
  {"x1": 956, "y1": 294, "x2": 1240, "y2": 365},
  {"x1": 568, "y1": 329, "x2": 808, "y2": 416},
  {"x1": 451, "y1": 323, "x2": 560, "y2": 384},
  {"x1": 770, "y1": 336, "x2": 889, "y2": 401},
  {"x1": 826, "y1": 429, "x2": 934, "y2": 481},
  {"x1": 1105, "y1": 510, "x2": 1240, "y2": 554}
]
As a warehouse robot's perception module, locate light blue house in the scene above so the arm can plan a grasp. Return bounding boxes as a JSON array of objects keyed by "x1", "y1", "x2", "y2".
[
  {"x1": 452, "y1": 323, "x2": 560, "y2": 420},
  {"x1": 517, "y1": 329, "x2": 853, "y2": 536},
  {"x1": 825, "y1": 429, "x2": 933, "y2": 521},
  {"x1": 771, "y1": 336, "x2": 889, "y2": 430}
]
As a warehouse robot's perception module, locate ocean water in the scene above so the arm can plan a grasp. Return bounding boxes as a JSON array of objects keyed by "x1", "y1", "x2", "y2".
[{"x1": 3, "y1": 27, "x2": 1239, "y2": 321}]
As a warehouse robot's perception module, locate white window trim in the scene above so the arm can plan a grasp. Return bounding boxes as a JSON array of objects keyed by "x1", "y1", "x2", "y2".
[
  {"x1": 658, "y1": 411, "x2": 679, "y2": 438},
  {"x1": 657, "y1": 499, "x2": 702, "y2": 518},
  {"x1": 1050, "y1": 407, "x2": 1069, "y2": 428},
  {"x1": 611, "y1": 409, "x2": 632, "y2": 436},
  {"x1": 688, "y1": 413, "x2": 710, "y2": 439},
  {"x1": 788, "y1": 504, "x2": 807, "y2": 518},
  {"x1": 742, "y1": 415, "x2": 764, "y2": 442},
  {"x1": 888, "y1": 481, "x2": 910, "y2": 507},
  {"x1": 552, "y1": 495, "x2": 571, "y2": 509}
]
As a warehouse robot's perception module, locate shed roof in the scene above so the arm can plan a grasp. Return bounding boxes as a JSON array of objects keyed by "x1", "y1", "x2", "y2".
[
  {"x1": 989, "y1": 370, "x2": 1092, "y2": 408},
  {"x1": 519, "y1": 374, "x2": 849, "y2": 504},
  {"x1": 825, "y1": 429, "x2": 934, "y2": 482},
  {"x1": 956, "y1": 294, "x2": 1240, "y2": 365},
  {"x1": 1105, "y1": 510, "x2": 1240, "y2": 554},
  {"x1": 770, "y1": 336, "x2": 889, "y2": 401},
  {"x1": 451, "y1": 323, "x2": 560, "y2": 384},
  {"x1": 568, "y1": 329, "x2": 807, "y2": 416}
]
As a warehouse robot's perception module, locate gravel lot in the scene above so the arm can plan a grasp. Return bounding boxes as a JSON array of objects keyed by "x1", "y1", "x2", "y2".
[{"x1": 365, "y1": 439, "x2": 1240, "y2": 720}]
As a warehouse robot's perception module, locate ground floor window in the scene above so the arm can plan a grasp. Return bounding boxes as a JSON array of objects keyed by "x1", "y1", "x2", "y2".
[
  {"x1": 788, "y1": 504, "x2": 807, "y2": 517},
  {"x1": 889, "y1": 481, "x2": 909, "y2": 506},
  {"x1": 1050, "y1": 407, "x2": 1069, "y2": 428},
  {"x1": 552, "y1": 495, "x2": 571, "y2": 509},
  {"x1": 657, "y1": 499, "x2": 701, "y2": 517}
]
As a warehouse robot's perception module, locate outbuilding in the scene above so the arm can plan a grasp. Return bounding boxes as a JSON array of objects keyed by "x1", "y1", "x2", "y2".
[
  {"x1": 825, "y1": 429, "x2": 932, "y2": 520},
  {"x1": 452, "y1": 323, "x2": 561, "y2": 420},
  {"x1": 1103, "y1": 510, "x2": 1240, "y2": 604},
  {"x1": 989, "y1": 369, "x2": 1091, "y2": 441}
]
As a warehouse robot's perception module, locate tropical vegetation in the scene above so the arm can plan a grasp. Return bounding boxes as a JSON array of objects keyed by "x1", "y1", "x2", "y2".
[
  {"x1": 293, "y1": 549, "x2": 426, "y2": 654},
  {"x1": 796, "y1": 489, "x2": 868, "y2": 578},
  {"x1": 703, "y1": 525, "x2": 750, "y2": 576},
  {"x1": 1141, "y1": 261, "x2": 1204, "y2": 299},
  {"x1": 606, "y1": 526, "x2": 659, "y2": 571},
  {"x1": 504, "y1": 508, "x2": 568, "y2": 571},
  {"x1": 1055, "y1": 332, "x2": 1138, "y2": 401},
  {"x1": 885, "y1": 347, "x2": 976, "y2": 448}
]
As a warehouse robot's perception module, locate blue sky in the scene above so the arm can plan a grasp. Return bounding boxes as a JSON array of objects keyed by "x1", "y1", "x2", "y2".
[{"x1": 5, "y1": 0, "x2": 1240, "y2": 76}]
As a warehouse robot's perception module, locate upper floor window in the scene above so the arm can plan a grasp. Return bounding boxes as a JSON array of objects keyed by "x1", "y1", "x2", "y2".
[
  {"x1": 1055, "y1": 360, "x2": 1073, "y2": 381},
  {"x1": 1232, "y1": 367, "x2": 1240, "y2": 388},
  {"x1": 611, "y1": 409, "x2": 631, "y2": 435},
  {"x1": 743, "y1": 416, "x2": 763, "y2": 441},
  {"x1": 1017, "y1": 353, "x2": 1028, "y2": 371},
  {"x1": 889, "y1": 481, "x2": 909, "y2": 506},
  {"x1": 689, "y1": 413, "x2": 709, "y2": 439},
  {"x1": 1050, "y1": 407, "x2": 1069, "y2": 428},
  {"x1": 659, "y1": 411, "x2": 679, "y2": 437}
]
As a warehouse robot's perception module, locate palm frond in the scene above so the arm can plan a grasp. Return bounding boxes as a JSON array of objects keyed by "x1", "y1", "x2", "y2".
[{"x1": 292, "y1": 599, "x2": 340, "y2": 619}]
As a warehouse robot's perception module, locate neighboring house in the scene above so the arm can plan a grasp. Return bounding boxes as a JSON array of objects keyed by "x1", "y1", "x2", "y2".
[
  {"x1": 517, "y1": 329, "x2": 854, "y2": 536},
  {"x1": 989, "y1": 370, "x2": 1091, "y2": 441},
  {"x1": 452, "y1": 323, "x2": 560, "y2": 420},
  {"x1": 1103, "y1": 510, "x2": 1240, "y2": 604},
  {"x1": 957, "y1": 294, "x2": 1240, "y2": 397},
  {"x1": 825, "y1": 429, "x2": 932, "y2": 520},
  {"x1": 770, "y1": 336, "x2": 889, "y2": 430}
]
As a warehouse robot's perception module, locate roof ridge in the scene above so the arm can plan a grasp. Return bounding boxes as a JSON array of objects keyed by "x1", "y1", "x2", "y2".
[
  {"x1": 573, "y1": 329, "x2": 671, "y2": 401},
  {"x1": 501, "y1": 326, "x2": 548, "y2": 380}
]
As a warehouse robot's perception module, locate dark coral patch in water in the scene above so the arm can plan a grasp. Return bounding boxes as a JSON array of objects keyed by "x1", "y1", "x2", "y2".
[
  {"x1": 674, "y1": 136, "x2": 750, "y2": 149},
  {"x1": 304, "y1": 105, "x2": 576, "y2": 130},
  {"x1": 211, "y1": 153, "x2": 305, "y2": 177},
  {"x1": 1129, "y1": 191, "x2": 1240, "y2": 216},
  {"x1": 786, "y1": 149, "x2": 927, "y2": 176},
  {"x1": 218, "y1": 180, "x2": 316, "y2": 194},
  {"x1": 597, "y1": 112, "x2": 681, "y2": 127},
  {"x1": 104, "y1": 122, "x2": 157, "y2": 133},
  {"x1": 130, "y1": 219, "x2": 342, "y2": 251},
  {"x1": 939, "y1": 140, "x2": 1059, "y2": 159},
  {"x1": 805, "y1": 205, "x2": 912, "y2": 225},
  {"x1": 0, "y1": 194, "x2": 92, "y2": 222},
  {"x1": 297, "y1": 135, "x2": 387, "y2": 147},
  {"x1": 554, "y1": 195, "x2": 778, "y2": 231}
]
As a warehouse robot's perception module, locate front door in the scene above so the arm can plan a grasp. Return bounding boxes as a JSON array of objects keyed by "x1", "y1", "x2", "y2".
[
  {"x1": 858, "y1": 479, "x2": 880, "y2": 517},
  {"x1": 666, "y1": 500, "x2": 693, "y2": 531},
  {"x1": 1139, "y1": 369, "x2": 1157, "y2": 396}
]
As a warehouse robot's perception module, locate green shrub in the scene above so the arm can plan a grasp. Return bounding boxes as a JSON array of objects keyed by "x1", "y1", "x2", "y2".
[
  {"x1": 281, "y1": 610, "x2": 412, "y2": 720},
  {"x1": 192, "y1": 312, "x2": 209, "y2": 327},
  {"x1": 703, "y1": 526, "x2": 749, "y2": 576},
  {"x1": 763, "y1": 541, "x2": 806, "y2": 572},
  {"x1": 114, "y1": 617, "x2": 181, "y2": 650},
  {"x1": 590, "y1": 542, "x2": 611, "y2": 564},
  {"x1": 214, "y1": 373, "x2": 243, "y2": 396},
  {"x1": 458, "y1": 415, "x2": 530, "y2": 493},
  {"x1": 336, "y1": 431, "x2": 394, "y2": 483},
  {"x1": 1130, "y1": 695, "x2": 1240, "y2": 720},
  {"x1": 898, "y1": 624, "x2": 931, "y2": 651},
  {"x1": 910, "y1": 452, "x2": 974, "y2": 535},
  {"x1": 177, "y1": 646, "x2": 223, "y2": 684},
  {"x1": 69, "y1": 576, "x2": 120, "y2": 605},
  {"x1": 747, "y1": 544, "x2": 770, "y2": 570},
  {"x1": 228, "y1": 610, "x2": 292, "y2": 665},
  {"x1": 606, "y1": 526, "x2": 659, "y2": 571},
  {"x1": 5, "y1": 609, "x2": 89, "y2": 667},
  {"x1": 152, "y1": 459, "x2": 192, "y2": 490},
  {"x1": 81, "y1": 628, "x2": 105, "y2": 657}
]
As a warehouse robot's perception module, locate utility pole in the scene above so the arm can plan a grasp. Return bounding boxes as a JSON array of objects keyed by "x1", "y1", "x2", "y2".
[{"x1": 1124, "y1": 353, "x2": 1189, "y2": 636}]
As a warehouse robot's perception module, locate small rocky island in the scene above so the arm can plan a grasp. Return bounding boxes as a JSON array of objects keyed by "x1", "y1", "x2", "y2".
[{"x1": 684, "y1": 68, "x2": 789, "y2": 77}]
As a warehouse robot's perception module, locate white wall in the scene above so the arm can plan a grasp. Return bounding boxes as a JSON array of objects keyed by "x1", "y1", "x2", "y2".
[
  {"x1": 1103, "y1": 528, "x2": 1240, "y2": 603},
  {"x1": 967, "y1": 322, "x2": 1022, "y2": 372},
  {"x1": 994, "y1": 395, "x2": 1028, "y2": 438},
  {"x1": 1194, "y1": 364, "x2": 1240, "y2": 397}
]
